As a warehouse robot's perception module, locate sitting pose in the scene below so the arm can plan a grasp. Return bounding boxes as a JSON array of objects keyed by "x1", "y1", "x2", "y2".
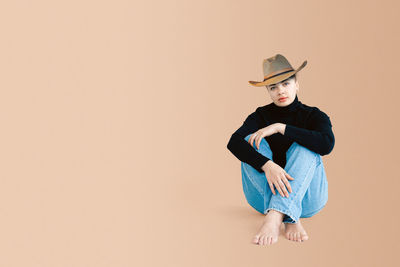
[{"x1": 227, "y1": 54, "x2": 335, "y2": 246}]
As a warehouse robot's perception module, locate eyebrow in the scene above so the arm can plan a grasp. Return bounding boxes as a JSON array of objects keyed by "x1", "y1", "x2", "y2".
[{"x1": 268, "y1": 79, "x2": 290, "y2": 87}]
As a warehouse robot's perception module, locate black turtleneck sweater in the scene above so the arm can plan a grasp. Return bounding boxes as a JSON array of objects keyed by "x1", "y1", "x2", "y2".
[{"x1": 227, "y1": 95, "x2": 335, "y2": 173}]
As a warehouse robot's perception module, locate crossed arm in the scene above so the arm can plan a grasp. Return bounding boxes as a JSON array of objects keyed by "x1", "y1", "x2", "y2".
[{"x1": 227, "y1": 110, "x2": 335, "y2": 173}]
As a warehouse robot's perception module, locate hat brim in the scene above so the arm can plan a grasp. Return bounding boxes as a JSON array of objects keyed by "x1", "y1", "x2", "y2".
[{"x1": 248, "y1": 60, "x2": 307, "y2": 87}]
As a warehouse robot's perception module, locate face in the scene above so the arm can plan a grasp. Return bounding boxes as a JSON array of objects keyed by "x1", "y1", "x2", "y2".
[{"x1": 265, "y1": 77, "x2": 299, "y2": 107}]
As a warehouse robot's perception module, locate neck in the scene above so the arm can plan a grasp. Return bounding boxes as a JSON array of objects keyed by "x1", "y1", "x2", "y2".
[{"x1": 271, "y1": 94, "x2": 301, "y2": 113}]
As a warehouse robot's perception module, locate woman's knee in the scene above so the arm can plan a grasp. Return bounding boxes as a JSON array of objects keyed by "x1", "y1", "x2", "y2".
[
  {"x1": 244, "y1": 134, "x2": 271, "y2": 152},
  {"x1": 288, "y1": 142, "x2": 321, "y2": 164}
]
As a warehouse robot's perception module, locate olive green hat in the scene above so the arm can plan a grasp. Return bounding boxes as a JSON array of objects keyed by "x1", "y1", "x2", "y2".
[{"x1": 248, "y1": 54, "x2": 307, "y2": 87}]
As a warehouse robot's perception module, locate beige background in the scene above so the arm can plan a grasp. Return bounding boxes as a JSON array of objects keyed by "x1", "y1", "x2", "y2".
[{"x1": 0, "y1": 0, "x2": 398, "y2": 266}]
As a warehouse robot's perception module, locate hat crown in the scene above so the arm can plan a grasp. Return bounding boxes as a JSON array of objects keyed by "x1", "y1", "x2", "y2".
[
  {"x1": 263, "y1": 54, "x2": 294, "y2": 76},
  {"x1": 248, "y1": 54, "x2": 307, "y2": 87}
]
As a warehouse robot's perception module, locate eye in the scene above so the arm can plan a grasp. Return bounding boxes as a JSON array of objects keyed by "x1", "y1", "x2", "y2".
[
  {"x1": 270, "y1": 86, "x2": 275, "y2": 90},
  {"x1": 283, "y1": 82, "x2": 289, "y2": 85}
]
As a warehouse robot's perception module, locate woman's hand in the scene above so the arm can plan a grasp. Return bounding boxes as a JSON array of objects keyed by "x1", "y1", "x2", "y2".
[
  {"x1": 247, "y1": 123, "x2": 285, "y2": 150},
  {"x1": 261, "y1": 160, "x2": 294, "y2": 198}
]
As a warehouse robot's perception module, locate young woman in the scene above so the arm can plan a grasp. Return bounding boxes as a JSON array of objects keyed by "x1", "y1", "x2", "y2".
[{"x1": 227, "y1": 54, "x2": 335, "y2": 246}]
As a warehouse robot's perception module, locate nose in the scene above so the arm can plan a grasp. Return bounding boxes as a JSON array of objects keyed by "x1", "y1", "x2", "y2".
[{"x1": 277, "y1": 84, "x2": 285, "y2": 93}]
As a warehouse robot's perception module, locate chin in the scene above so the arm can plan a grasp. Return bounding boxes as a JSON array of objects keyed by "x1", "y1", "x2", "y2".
[{"x1": 276, "y1": 101, "x2": 289, "y2": 106}]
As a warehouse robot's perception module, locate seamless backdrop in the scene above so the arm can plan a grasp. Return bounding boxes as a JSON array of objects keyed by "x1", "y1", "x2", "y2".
[{"x1": 0, "y1": 0, "x2": 399, "y2": 266}]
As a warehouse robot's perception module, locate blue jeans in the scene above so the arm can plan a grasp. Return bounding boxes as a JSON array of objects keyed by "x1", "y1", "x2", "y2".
[{"x1": 241, "y1": 134, "x2": 328, "y2": 224}]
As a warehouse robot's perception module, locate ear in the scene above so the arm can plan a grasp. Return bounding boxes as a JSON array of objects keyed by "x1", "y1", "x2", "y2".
[{"x1": 295, "y1": 80, "x2": 300, "y2": 92}]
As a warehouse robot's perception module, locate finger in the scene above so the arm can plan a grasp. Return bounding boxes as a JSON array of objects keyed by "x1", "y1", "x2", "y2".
[
  {"x1": 274, "y1": 182, "x2": 285, "y2": 197},
  {"x1": 282, "y1": 177, "x2": 292, "y2": 193},
  {"x1": 258, "y1": 134, "x2": 265, "y2": 150},
  {"x1": 248, "y1": 134, "x2": 255, "y2": 147},
  {"x1": 285, "y1": 172, "x2": 295, "y2": 180},
  {"x1": 279, "y1": 180, "x2": 289, "y2": 197},
  {"x1": 247, "y1": 134, "x2": 252, "y2": 146},
  {"x1": 268, "y1": 182, "x2": 276, "y2": 195},
  {"x1": 256, "y1": 135, "x2": 263, "y2": 150},
  {"x1": 250, "y1": 134, "x2": 257, "y2": 148},
  {"x1": 254, "y1": 134, "x2": 260, "y2": 149}
]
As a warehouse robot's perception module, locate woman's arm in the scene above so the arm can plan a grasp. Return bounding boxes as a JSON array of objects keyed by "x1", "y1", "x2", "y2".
[
  {"x1": 227, "y1": 112, "x2": 271, "y2": 173},
  {"x1": 279, "y1": 110, "x2": 335, "y2": 155}
]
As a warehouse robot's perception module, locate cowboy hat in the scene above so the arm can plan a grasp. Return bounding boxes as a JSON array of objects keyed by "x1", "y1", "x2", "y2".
[{"x1": 248, "y1": 54, "x2": 307, "y2": 87}]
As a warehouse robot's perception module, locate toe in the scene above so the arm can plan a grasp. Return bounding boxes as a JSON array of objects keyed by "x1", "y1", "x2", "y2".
[
  {"x1": 285, "y1": 232, "x2": 290, "y2": 240},
  {"x1": 264, "y1": 235, "x2": 269, "y2": 246},
  {"x1": 294, "y1": 232, "x2": 300, "y2": 242},
  {"x1": 259, "y1": 235, "x2": 265, "y2": 246},
  {"x1": 252, "y1": 235, "x2": 260, "y2": 244},
  {"x1": 264, "y1": 236, "x2": 270, "y2": 246},
  {"x1": 301, "y1": 233, "x2": 309, "y2": 241},
  {"x1": 263, "y1": 236, "x2": 268, "y2": 245}
]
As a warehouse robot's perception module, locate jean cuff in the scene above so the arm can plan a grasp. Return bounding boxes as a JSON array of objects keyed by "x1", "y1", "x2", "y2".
[{"x1": 264, "y1": 206, "x2": 298, "y2": 224}]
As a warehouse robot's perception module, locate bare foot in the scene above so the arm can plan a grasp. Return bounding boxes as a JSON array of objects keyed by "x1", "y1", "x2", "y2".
[
  {"x1": 252, "y1": 210, "x2": 284, "y2": 246},
  {"x1": 284, "y1": 220, "x2": 309, "y2": 242}
]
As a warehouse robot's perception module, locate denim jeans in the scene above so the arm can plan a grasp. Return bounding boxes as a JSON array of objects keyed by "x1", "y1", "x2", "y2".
[{"x1": 241, "y1": 134, "x2": 328, "y2": 224}]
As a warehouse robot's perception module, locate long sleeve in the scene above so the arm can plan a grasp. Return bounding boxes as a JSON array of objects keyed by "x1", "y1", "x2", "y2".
[
  {"x1": 227, "y1": 112, "x2": 271, "y2": 173},
  {"x1": 283, "y1": 110, "x2": 335, "y2": 155}
]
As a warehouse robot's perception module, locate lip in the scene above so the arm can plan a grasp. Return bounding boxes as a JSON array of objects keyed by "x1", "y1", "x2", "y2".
[{"x1": 278, "y1": 97, "x2": 287, "y2": 101}]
